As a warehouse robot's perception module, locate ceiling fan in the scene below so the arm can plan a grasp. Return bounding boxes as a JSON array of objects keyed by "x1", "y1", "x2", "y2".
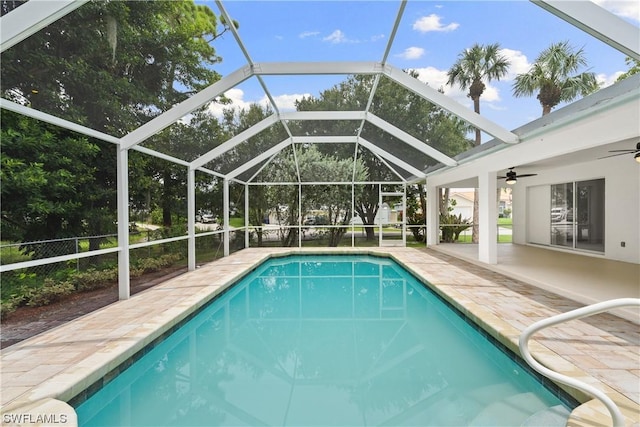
[
  {"x1": 599, "y1": 141, "x2": 640, "y2": 163},
  {"x1": 497, "y1": 167, "x2": 538, "y2": 185}
]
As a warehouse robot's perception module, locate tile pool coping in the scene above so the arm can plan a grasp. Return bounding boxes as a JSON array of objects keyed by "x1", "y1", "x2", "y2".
[{"x1": 1, "y1": 247, "x2": 638, "y2": 426}]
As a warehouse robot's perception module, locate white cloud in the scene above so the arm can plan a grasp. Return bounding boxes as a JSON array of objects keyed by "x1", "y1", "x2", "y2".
[
  {"x1": 411, "y1": 66, "x2": 502, "y2": 106},
  {"x1": 206, "y1": 89, "x2": 311, "y2": 117},
  {"x1": 323, "y1": 30, "x2": 346, "y2": 44},
  {"x1": 476, "y1": 85, "x2": 501, "y2": 103},
  {"x1": 266, "y1": 93, "x2": 311, "y2": 111},
  {"x1": 411, "y1": 66, "x2": 453, "y2": 92},
  {"x1": 592, "y1": 0, "x2": 640, "y2": 22},
  {"x1": 299, "y1": 31, "x2": 320, "y2": 39},
  {"x1": 499, "y1": 48, "x2": 531, "y2": 80},
  {"x1": 412, "y1": 14, "x2": 459, "y2": 33},
  {"x1": 398, "y1": 47, "x2": 425, "y2": 60},
  {"x1": 206, "y1": 88, "x2": 252, "y2": 117},
  {"x1": 371, "y1": 34, "x2": 385, "y2": 42},
  {"x1": 597, "y1": 71, "x2": 624, "y2": 87}
]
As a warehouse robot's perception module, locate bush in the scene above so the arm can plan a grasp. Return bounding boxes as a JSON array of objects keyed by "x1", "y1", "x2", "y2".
[
  {"x1": 440, "y1": 213, "x2": 472, "y2": 243},
  {"x1": 1, "y1": 253, "x2": 184, "y2": 318},
  {"x1": 73, "y1": 268, "x2": 118, "y2": 292},
  {"x1": 25, "y1": 279, "x2": 75, "y2": 307}
]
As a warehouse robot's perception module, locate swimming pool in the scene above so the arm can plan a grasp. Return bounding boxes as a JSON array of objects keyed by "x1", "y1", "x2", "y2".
[{"x1": 75, "y1": 254, "x2": 575, "y2": 426}]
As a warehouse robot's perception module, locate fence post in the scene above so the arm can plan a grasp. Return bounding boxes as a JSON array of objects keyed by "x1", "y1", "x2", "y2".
[{"x1": 75, "y1": 237, "x2": 80, "y2": 272}]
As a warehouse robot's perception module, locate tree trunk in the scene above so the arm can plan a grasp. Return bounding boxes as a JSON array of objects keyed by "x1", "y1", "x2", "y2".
[
  {"x1": 470, "y1": 88, "x2": 482, "y2": 244},
  {"x1": 472, "y1": 191, "x2": 479, "y2": 243},
  {"x1": 162, "y1": 169, "x2": 172, "y2": 227},
  {"x1": 439, "y1": 188, "x2": 450, "y2": 215}
]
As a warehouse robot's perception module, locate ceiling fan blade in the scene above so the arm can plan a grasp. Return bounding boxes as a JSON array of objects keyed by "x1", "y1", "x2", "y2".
[
  {"x1": 598, "y1": 152, "x2": 633, "y2": 159},
  {"x1": 606, "y1": 149, "x2": 635, "y2": 153},
  {"x1": 517, "y1": 173, "x2": 538, "y2": 177},
  {"x1": 497, "y1": 176, "x2": 507, "y2": 179}
]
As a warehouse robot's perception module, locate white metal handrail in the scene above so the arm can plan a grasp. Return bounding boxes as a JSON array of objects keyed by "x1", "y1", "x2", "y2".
[{"x1": 519, "y1": 298, "x2": 640, "y2": 427}]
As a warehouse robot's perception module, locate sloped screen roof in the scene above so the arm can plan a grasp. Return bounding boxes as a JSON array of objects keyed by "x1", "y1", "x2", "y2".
[{"x1": 1, "y1": 0, "x2": 637, "y2": 184}]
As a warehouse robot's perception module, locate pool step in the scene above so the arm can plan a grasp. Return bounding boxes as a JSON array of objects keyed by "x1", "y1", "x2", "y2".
[
  {"x1": 469, "y1": 392, "x2": 563, "y2": 426},
  {"x1": 521, "y1": 405, "x2": 571, "y2": 426}
]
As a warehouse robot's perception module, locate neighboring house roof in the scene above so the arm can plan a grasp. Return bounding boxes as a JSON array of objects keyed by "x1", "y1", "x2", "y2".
[{"x1": 450, "y1": 192, "x2": 475, "y2": 203}]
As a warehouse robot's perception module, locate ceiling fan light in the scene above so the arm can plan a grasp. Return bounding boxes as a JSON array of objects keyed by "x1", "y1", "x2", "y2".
[
  {"x1": 506, "y1": 177, "x2": 517, "y2": 185},
  {"x1": 635, "y1": 152, "x2": 640, "y2": 163}
]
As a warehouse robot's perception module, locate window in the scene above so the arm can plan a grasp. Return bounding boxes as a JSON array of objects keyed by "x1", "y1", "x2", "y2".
[{"x1": 551, "y1": 179, "x2": 604, "y2": 252}]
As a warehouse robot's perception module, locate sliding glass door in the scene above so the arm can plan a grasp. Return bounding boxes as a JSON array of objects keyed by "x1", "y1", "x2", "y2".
[
  {"x1": 576, "y1": 179, "x2": 605, "y2": 252},
  {"x1": 550, "y1": 179, "x2": 604, "y2": 252}
]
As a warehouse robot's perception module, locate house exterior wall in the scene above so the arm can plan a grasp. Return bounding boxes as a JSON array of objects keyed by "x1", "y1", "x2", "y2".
[
  {"x1": 449, "y1": 193, "x2": 473, "y2": 220},
  {"x1": 426, "y1": 77, "x2": 639, "y2": 265},
  {"x1": 512, "y1": 156, "x2": 640, "y2": 264}
]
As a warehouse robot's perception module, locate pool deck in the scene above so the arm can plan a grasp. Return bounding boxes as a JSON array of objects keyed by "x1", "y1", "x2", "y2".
[{"x1": 1, "y1": 247, "x2": 638, "y2": 426}]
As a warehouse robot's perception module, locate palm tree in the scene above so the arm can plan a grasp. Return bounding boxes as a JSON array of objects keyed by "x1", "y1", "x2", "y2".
[
  {"x1": 513, "y1": 41, "x2": 600, "y2": 115},
  {"x1": 447, "y1": 43, "x2": 510, "y2": 243},
  {"x1": 447, "y1": 43, "x2": 510, "y2": 146},
  {"x1": 616, "y1": 57, "x2": 640, "y2": 83}
]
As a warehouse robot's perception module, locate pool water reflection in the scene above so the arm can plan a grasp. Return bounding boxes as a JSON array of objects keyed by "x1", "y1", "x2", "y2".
[{"x1": 75, "y1": 255, "x2": 572, "y2": 426}]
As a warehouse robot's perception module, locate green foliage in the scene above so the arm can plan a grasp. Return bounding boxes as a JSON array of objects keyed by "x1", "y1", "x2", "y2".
[
  {"x1": 512, "y1": 41, "x2": 600, "y2": 115},
  {"x1": 0, "y1": 110, "x2": 113, "y2": 252},
  {"x1": 0, "y1": 253, "x2": 183, "y2": 318},
  {"x1": 438, "y1": 200, "x2": 472, "y2": 243},
  {"x1": 260, "y1": 145, "x2": 368, "y2": 247},
  {"x1": 439, "y1": 212, "x2": 472, "y2": 243},
  {"x1": 25, "y1": 279, "x2": 75, "y2": 307},
  {"x1": 1, "y1": 1, "x2": 226, "y2": 132},
  {"x1": 406, "y1": 184, "x2": 427, "y2": 242},
  {"x1": 1, "y1": 1, "x2": 230, "y2": 240},
  {"x1": 616, "y1": 57, "x2": 640, "y2": 82},
  {"x1": 292, "y1": 72, "x2": 471, "y2": 241},
  {"x1": 447, "y1": 43, "x2": 510, "y2": 146}
]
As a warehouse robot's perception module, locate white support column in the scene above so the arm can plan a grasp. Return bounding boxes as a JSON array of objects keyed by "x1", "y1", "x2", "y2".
[
  {"x1": 378, "y1": 184, "x2": 382, "y2": 247},
  {"x1": 426, "y1": 183, "x2": 439, "y2": 246},
  {"x1": 298, "y1": 183, "x2": 302, "y2": 248},
  {"x1": 187, "y1": 168, "x2": 196, "y2": 271},
  {"x1": 402, "y1": 183, "x2": 407, "y2": 246},
  {"x1": 223, "y1": 178, "x2": 230, "y2": 257},
  {"x1": 478, "y1": 171, "x2": 498, "y2": 264},
  {"x1": 116, "y1": 147, "x2": 130, "y2": 300},
  {"x1": 245, "y1": 184, "x2": 250, "y2": 249},
  {"x1": 351, "y1": 183, "x2": 355, "y2": 247}
]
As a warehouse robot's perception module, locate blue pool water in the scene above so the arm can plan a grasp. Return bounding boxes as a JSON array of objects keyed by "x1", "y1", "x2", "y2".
[{"x1": 75, "y1": 255, "x2": 574, "y2": 426}]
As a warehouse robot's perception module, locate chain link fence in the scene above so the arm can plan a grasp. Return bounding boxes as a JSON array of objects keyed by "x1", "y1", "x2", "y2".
[{"x1": 0, "y1": 230, "x2": 191, "y2": 312}]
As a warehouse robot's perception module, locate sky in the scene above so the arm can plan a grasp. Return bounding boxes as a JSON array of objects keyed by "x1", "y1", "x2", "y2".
[{"x1": 199, "y1": 0, "x2": 639, "y2": 139}]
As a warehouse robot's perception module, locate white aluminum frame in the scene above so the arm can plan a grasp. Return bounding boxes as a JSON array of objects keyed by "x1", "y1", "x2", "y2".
[{"x1": 0, "y1": 0, "x2": 637, "y2": 302}]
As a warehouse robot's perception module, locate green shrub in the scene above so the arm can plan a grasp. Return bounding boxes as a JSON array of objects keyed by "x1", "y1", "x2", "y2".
[
  {"x1": 1, "y1": 295, "x2": 24, "y2": 318},
  {"x1": 25, "y1": 279, "x2": 75, "y2": 307},
  {"x1": 1, "y1": 253, "x2": 184, "y2": 318},
  {"x1": 73, "y1": 268, "x2": 118, "y2": 292}
]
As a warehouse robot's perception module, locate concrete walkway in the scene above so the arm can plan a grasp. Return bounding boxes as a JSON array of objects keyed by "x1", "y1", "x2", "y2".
[{"x1": 432, "y1": 243, "x2": 640, "y2": 323}]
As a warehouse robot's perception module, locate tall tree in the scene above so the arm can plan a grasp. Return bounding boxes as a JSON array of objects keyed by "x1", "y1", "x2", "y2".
[
  {"x1": 1, "y1": 1, "x2": 231, "y2": 240},
  {"x1": 447, "y1": 43, "x2": 510, "y2": 146},
  {"x1": 260, "y1": 145, "x2": 368, "y2": 247},
  {"x1": 295, "y1": 72, "x2": 471, "y2": 241},
  {"x1": 447, "y1": 43, "x2": 510, "y2": 243},
  {"x1": 1, "y1": 1, "x2": 229, "y2": 132},
  {"x1": 0, "y1": 110, "x2": 104, "y2": 256},
  {"x1": 512, "y1": 41, "x2": 600, "y2": 115}
]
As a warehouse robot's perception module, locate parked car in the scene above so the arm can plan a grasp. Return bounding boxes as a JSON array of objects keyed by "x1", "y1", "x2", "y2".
[
  {"x1": 551, "y1": 207, "x2": 565, "y2": 222},
  {"x1": 201, "y1": 213, "x2": 217, "y2": 223},
  {"x1": 551, "y1": 207, "x2": 573, "y2": 223},
  {"x1": 303, "y1": 215, "x2": 329, "y2": 226}
]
